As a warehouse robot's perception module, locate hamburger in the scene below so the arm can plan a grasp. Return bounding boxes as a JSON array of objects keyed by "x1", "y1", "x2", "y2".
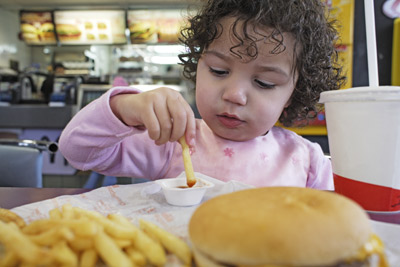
[
  {"x1": 188, "y1": 187, "x2": 388, "y2": 267},
  {"x1": 39, "y1": 22, "x2": 56, "y2": 42},
  {"x1": 56, "y1": 24, "x2": 81, "y2": 41},
  {"x1": 129, "y1": 21, "x2": 157, "y2": 43},
  {"x1": 21, "y1": 23, "x2": 39, "y2": 42}
]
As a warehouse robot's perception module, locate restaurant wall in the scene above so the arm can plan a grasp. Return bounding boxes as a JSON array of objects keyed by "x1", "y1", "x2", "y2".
[{"x1": 0, "y1": 9, "x2": 31, "y2": 70}]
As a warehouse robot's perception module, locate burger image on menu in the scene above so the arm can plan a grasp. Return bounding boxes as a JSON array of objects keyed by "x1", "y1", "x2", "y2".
[
  {"x1": 189, "y1": 187, "x2": 388, "y2": 267},
  {"x1": 20, "y1": 11, "x2": 56, "y2": 44},
  {"x1": 129, "y1": 21, "x2": 158, "y2": 43},
  {"x1": 39, "y1": 22, "x2": 56, "y2": 42},
  {"x1": 56, "y1": 24, "x2": 82, "y2": 41},
  {"x1": 21, "y1": 23, "x2": 39, "y2": 42}
]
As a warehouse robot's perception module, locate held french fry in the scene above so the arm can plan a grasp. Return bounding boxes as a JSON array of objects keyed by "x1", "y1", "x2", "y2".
[
  {"x1": 178, "y1": 136, "x2": 197, "y2": 187},
  {"x1": 139, "y1": 219, "x2": 192, "y2": 265},
  {"x1": 94, "y1": 229, "x2": 133, "y2": 267}
]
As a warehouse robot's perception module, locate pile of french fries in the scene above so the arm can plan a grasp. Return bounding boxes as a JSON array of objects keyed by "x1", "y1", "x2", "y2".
[{"x1": 0, "y1": 205, "x2": 192, "y2": 267}]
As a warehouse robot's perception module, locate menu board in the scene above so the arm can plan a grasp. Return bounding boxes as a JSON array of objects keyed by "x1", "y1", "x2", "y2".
[
  {"x1": 127, "y1": 10, "x2": 185, "y2": 44},
  {"x1": 20, "y1": 11, "x2": 57, "y2": 45},
  {"x1": 54, "y1": 10, "x2": 127, "y2": 45}
]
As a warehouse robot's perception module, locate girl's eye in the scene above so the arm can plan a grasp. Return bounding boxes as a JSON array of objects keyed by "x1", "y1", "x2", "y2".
[
  {"x1": 255, "y1": 79, "x2": 275, "y2": 89},
  {"x1": 209, "y1": 67, "x2": 228, "y2": 76}
]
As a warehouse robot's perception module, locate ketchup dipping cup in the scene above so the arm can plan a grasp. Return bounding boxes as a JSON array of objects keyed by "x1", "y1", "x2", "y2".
[
  {"x1": 156, "y1": 177, "x2": 214, "y2": 206},
  {"x1": 320, "y1": 86, "x2": 400, "y2": 212}
]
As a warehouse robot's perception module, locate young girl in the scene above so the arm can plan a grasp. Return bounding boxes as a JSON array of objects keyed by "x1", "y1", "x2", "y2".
[{"x1": 59, "y1": 0, "x2": 344, "y2": 189}]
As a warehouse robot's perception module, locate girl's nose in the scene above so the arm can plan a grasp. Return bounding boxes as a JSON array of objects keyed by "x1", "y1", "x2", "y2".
[{"x1": 221, "y1": 80, "x2": 248, "y2": 106}]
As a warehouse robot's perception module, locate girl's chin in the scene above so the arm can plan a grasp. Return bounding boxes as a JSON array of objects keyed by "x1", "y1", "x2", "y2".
[
  {"x1": 203, "y1": 118, "x2": 266, "y2": 141},
  {"x1": 212, "y1": 127, "x2": 253, "y2": 142}
]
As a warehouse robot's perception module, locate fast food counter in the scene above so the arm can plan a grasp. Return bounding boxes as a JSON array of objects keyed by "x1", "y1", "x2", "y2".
[
  {"x1": 0, "y1": 104, "x2": 78, "y2": 175},
  {"x1": 0, "y1": 104, "x2": 74, "y2": 129}
]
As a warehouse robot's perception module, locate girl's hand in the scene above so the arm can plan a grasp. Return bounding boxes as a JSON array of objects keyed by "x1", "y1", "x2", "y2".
[{"x1": 110, "y1": 87, "x2": 196, "y2": 146}]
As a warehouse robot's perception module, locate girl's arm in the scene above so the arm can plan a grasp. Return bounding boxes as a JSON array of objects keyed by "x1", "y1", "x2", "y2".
[{"x1": 58, "y1": 87, "x2": 176, "y2": 180}]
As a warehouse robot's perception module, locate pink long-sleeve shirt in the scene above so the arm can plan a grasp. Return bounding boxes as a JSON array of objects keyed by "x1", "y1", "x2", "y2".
[{"x1": 59, "y1": 87, "x2": 333, "y2": 190}]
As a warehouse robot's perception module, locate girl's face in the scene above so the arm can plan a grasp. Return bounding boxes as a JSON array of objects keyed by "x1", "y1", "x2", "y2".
[{"x1": 196, "y1": 17, "x2": 297, "y2": 141}]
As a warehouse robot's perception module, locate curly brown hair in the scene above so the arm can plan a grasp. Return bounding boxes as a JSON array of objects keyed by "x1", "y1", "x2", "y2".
[{"x1": 179, "y1": 0, "x2": 346, "y2": 127}]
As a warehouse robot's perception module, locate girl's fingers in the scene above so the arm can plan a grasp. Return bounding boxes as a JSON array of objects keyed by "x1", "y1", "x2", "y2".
[
  {"x1": 153, "y1": 100, "x2": 173, "y2": 145},
  {"x1": 129, "y1": 87, "x2": 195, "y2": 146},
  {"x1": 168, "y1": 96, "x2": 188, "y2": 143},
  {"x1": 184, "y1": 104, "x2": 196, "y2": 147},
  {"x1": 141, "y1": 105, "x2": 161, "y2": 141}
]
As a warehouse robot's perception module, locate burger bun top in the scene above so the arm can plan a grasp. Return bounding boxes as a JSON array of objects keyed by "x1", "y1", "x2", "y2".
[{"x1": 188, "y1": 187, "x2": 372, "y2": 266}]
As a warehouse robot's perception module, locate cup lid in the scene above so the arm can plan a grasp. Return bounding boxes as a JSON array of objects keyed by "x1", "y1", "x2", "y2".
[{"x1": 319, "y1": 86, "x2": 400, "y2": 103}]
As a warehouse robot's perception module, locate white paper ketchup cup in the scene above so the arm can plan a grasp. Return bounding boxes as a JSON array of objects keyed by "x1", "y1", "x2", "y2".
[{"x1": 320, "y1": 86, "x2": 400, "y2": 212}]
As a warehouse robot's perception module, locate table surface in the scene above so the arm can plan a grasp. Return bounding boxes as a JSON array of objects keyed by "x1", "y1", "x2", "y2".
[
  {"x1": 0, "y1": 187, "x2": 90, "y2": 209},
  {"x1": 1, "y1": 187, "x2": 399, "y2": 225}
]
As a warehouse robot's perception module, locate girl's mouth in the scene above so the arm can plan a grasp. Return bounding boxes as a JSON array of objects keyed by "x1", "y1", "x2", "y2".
[{"x1": 217, "y1": 113, "x2": 244, "y2": 128}]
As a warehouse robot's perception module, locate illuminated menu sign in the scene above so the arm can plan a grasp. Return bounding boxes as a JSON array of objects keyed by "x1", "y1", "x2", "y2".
[
  {"x1": 20, "y1": 11, "x2": 57, "y2": 45},
  {"x1": 54, "y1": 10, "x2": 127, "y2": 45},
  {"x1": 127, "y1": 10, "x2": 185, "y2": 44}
]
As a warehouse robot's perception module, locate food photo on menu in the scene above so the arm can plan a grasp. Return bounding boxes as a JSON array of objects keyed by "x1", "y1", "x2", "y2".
[
  {"x1": 19, "y1": 11, "x2": 57, "y2": 45},
  {"x1": 54, "y1": 10, "x2": 126, "y2": 45},
  {"x1": 127, "y1": 10, "x2": 184, "y2": 44},
  {"x1": 2, "y1": 0, "x2": 400, "y2": 266}
]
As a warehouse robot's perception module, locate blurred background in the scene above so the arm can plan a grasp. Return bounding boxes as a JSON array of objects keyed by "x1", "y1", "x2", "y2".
[{"x1": 0, "y1": 0, "x2": 398, "y2": 187}]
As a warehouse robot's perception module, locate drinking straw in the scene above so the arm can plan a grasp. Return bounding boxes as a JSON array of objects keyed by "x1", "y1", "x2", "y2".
[{"x1": 364, "y1": 0, "x2": 380, "y2": 87}]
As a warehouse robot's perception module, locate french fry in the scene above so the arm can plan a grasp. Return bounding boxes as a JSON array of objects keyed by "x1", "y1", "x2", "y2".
[
  {"x1": 178, "y1": 136, "x2": 197, "y2": 187},
  {"x1": 61, "y1": 203, "x2": 76, "y2": 219},
  {"x1": 0, "y1": 220, "x2": 50, "y2": 264},
  {"x1": 66, "y1": 218, "x2": 99, "y2": 237},
  {"x1": 28, "y1": 226, "x2": 74, "y2": 246},
  {"x1": 139, "y1": 219, "x2": 192, "y2": 265},
  {"x1": 79, "y1": 248, "x2": 98, "y2": 267},
  {"x1": 73, "y1": 207, "x2": 136, "y2": 239},
  {"x1": 0, "y1": 208, "x2": 26, "y2": 228},
  {"x1": 0, "y1": 204, "x2": 194, "y2": 267},
  {"x1": 23, "y1": 218, "x2": 98, "y2": 237},
  {"x1": 68, "y1": 236, "x2": 94, "y2": 251},
  {"x1": 114, "y1": 238, "x2": 132, "y2": 248},
  {"x1": 108, "y1": 213, "x2": 167, "y2": 266},
  {"x1": 22, "y1": 219, "x2": 54, "y2": 235},
  {"x1": 0, "y1": 250, "x2": 19, "y2": 267},
  {"x1": 94, "y1": 229, "x2": 132, "y2": 267},
  {"x1": 49, "y1": 208, "x2": 62, "y2": 219},
  {"x1": 125, "y1": 246, "x2": 146, "y2": 266},
  {"x1": 52, "y1": 240, "x2": 78, "y2": 266}
]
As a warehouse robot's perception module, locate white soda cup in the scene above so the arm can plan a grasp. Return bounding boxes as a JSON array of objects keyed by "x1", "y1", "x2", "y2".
[{"x1": 320, "y1": 86, "x2": 400, "y2": 211}]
